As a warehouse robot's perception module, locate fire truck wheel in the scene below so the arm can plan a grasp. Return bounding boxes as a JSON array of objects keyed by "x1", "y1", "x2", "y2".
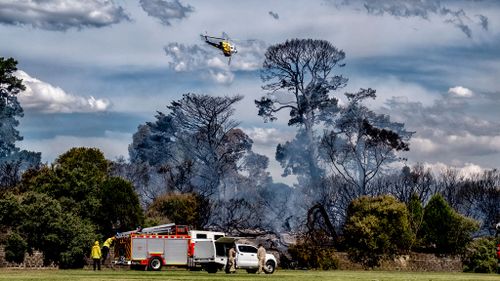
[{"x1": 148, "y1": 257, "x2": 163, "y2": 271}]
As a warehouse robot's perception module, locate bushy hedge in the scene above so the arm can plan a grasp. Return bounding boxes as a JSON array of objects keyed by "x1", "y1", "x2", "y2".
[
  {"x1": 2, "y1": 147, "x2": 144, "y2": 268},
  {"x1": 5, "y1": 232, "x2": 27, "y2": 264},
  {"x1": 343, "y1": 195, "x2": 413, "y2": 268},
  {"x1": 19, "y1": 192, "x2": 99, "y2": 268},
  {"x1": 462, "y1": 237, "x2": 497, "y2": 273},
  {"x1": 420, "y1": 194, "x2": 479, "y2": 255}
]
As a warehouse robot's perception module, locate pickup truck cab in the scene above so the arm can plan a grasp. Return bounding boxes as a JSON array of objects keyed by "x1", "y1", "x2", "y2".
[
  {"x1": 233, "y1": 243, "x2": 277, "y2": 273},
  {"x1": 191, "y1": 237, "x2": 277, "y2": 274}
]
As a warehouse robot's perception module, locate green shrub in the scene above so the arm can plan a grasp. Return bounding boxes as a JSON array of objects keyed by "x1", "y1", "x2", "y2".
[
  {"x1": 0, "y1": 192, "x2": 20, "y2": 227},
  {"x1": 21, "y1": 147, "x2": 143, "y2": 238},
  {"x1": 19, "y1": 191, "x2": 98, "y2": 268},
  {"x1": 407, "y1": 193, "x2": 424, "y2": 249},
  {"x1": 5, "y1": 232, "x2": 27, "y2": 264},
  {"x1": 343, "y1": 195, "x2": 414, "y2": 268},
  {"x1": 27, "y1": 148, "x2": 107, "y2": 229},
  {"x1": 98, "y1": 177, "x2": 144, "y2": 235},
  {"x1": 58, "y1": 215, "x2": 97, "y2": 269},
  {"x1": 462, "y1": 237, "x2": 497, "y2": 273},
  {"x1": 420, "y1": 194, "x2": 479, "y2": 255}
]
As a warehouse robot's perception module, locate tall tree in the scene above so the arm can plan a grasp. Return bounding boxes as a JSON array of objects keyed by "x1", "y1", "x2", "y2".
[
  {"x1": 127, "y1": 112, "x2": 182, "y2": 203},
  {"x1": 321, "y1": 89, "x2": 412, "y2": 196},
  {"x1": 169, "y1": 94, "x2": 252, "y2": 198},
  {"x1": 393, "y1": 164, "x2": 435, "y2": 204},
  {"x1": 129, "y1": 93, "x2": 253, "y2": 200},
  {"x1": 256, "y1": 39, "x2": 347, "y2": 188},
  {"x1": 23, "y1": 147, "x2": 143, "y2": 236},
  {"x1": 0, "y1": 57, "x2": 41, "y2": 189},
  {"x1": 129, "y1": 112, "x2": 178, "y2": 167},
  {"x1": 0, "y1": 57, "x2": 24, "y2": 159}
]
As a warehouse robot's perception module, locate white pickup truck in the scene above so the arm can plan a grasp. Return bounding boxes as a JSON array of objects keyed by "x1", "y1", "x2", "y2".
[{"x1": 190, "y1": 237, "x2": 277, "y2": 274}]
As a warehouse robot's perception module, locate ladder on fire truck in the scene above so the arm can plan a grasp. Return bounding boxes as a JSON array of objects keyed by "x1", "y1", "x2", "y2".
[{"x1": 116, "y1": 223, "x2": 189, "y2": 238}]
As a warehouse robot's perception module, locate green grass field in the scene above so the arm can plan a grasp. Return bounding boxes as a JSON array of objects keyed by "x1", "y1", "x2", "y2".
[{"x1": 0, "y1": 269, "x2": 498, "y2": 281}]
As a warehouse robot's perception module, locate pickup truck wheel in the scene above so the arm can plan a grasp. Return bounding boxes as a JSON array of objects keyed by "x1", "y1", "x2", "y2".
[
  {"x1": 148, "y1": 257, "x2": 162, "y2": 271},
  {"x1": 246, "y1": 269, "x2": 257, "y2": 274},
  {"x1": 265, "y1": 260, "x2": 276, "y2": 274}
]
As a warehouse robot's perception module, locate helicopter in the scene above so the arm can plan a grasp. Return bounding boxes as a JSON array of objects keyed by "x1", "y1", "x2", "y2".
[{"x1": 200, "y1": 33, "x2": 238, "y2": 64}]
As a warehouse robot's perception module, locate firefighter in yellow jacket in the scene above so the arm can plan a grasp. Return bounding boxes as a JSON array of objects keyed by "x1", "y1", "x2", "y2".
[
  {"x1": 91, "y1": 241, "x2": 102, "y2": 271},
  {"x1": 101, "y1": 237, "x2": 115, "y2": 267}
]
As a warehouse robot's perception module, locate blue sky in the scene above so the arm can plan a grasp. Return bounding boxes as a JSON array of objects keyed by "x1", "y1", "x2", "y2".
[{"x1": 1, "y1": 0, "x2": 500, "y2": 183}]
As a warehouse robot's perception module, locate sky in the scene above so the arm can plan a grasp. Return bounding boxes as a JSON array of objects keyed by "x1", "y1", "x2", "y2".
[{"x1": 1, "y1": 0, "x2": 500, "y2": 184}]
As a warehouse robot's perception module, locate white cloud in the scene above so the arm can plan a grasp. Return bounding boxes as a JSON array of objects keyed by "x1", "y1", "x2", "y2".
[
  {"x1": 245, "y1": 127, "x2": 296, "y2": 146},
  {"x1": 206, "y1": 57, "x2": 228, "y2": 69},
  {"x1": 247, "y1": 127, "x2": 279, "y2": 145},
  {"x1": 330, "y1": 0, "x2": 489, "y2": 38},
  {"x1": 140, "y1": 0, "x2": 194, "y2": 26},
  {"x1": 445, "y1": 133, "x2": 500, "y2": 155},
  {"x1": 457, "y1": 163, "x2": 484, "y2": 177},
  {"x1": 448, "y1": 86, "x2": 474, "y2": 97},
  {"x1": 410, "y1": 132, "x2": 500, "y2": 158},
  {"x1": 207, "y1": 70, "x2": 234, "y2": 85},
  {"x1": 410, "y1": 137, "x2": 439, "y2": 154},
  {"x1": 382, "y1": 89, "x2": 500, "y2": 170},
  {"x1": 19, "y1": 131, "x2": 131, "y2": 163},
  {"x1": 0, "y1": 0, "x2": 130, "y2": 31},
  {"x1": 16, "y1": 70, "x2": 111, "y2": 113},
  {"x1": 421, "y1": 162, "x2": 485, "y2": 179}
]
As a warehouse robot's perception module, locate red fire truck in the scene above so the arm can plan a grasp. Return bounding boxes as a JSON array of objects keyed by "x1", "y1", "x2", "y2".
[
  {"x1": 114, "y1": 223, "x2": 193, "y2": 271},
  {"x1": 113, "y1": 224, "x2": 277, "y2": 274}
]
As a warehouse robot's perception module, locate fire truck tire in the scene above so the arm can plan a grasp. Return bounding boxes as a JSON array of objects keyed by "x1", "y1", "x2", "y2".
[
  {"x1": 265, "y1": 260, "x2": 276, "y2": 274},
  {"x1": 205, "y1": 264, "x2": 218, "y2": 273},
  {"x1": 148, "y1": 257, "x2": 163, "y2": 271}
]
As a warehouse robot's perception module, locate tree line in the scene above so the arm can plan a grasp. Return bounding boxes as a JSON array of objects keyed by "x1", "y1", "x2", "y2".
[{"x1": 0, "y1": 38, "x2": 498, "y2": 271}]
